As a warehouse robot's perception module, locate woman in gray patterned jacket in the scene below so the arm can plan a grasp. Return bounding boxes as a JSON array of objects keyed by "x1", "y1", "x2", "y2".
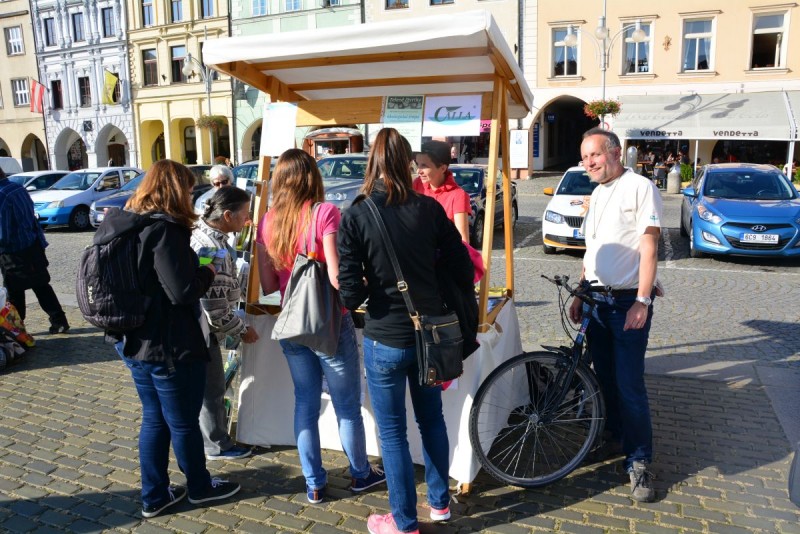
[{"x1": 190, "y1": 186, "x2": 259, "y2": 460}]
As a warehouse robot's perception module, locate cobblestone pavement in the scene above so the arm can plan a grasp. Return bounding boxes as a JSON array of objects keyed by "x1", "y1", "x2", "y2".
[{"x1": 1, "y1": 176, "x2": 799, "y2": 533}]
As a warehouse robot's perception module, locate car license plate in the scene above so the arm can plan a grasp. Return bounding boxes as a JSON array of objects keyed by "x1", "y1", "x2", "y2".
[
  {"x1": 742, "y1": 233, "x2": 778, "y2": 243},
  {"x1": 573, "y1": 229, "x2": 585, "y2": 239}
]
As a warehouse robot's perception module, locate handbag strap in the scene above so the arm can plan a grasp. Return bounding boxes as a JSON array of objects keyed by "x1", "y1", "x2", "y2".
[
  {"x1": 301, "y1": 202, "x2": 321, "y2": 257},
  {"x1": 362, "y1": 197, "x2": 420, "y2": 322}
]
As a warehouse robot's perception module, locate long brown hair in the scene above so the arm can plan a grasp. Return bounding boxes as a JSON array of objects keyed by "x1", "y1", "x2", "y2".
[
  {"x1": 126, "y1": 160, "x2": 198, "y2": 228},
  {"x1": 266, "y1": 149, "x2": 324, "y2": 270},
  {"x1": 362, "y1": 127, "x2": 413, "y2": 205}
]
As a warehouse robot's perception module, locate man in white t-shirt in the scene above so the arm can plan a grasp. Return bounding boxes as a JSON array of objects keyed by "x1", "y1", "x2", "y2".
[{"x1": 569, "y1": 127, "x2": 663, "y2": 503}]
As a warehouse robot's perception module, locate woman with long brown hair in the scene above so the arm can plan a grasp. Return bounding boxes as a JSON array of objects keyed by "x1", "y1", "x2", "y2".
[
  {"x1": 98, "y1": 159, "x2": 240, "y2": 518},
  {"x1": 256, "y1": 148, "x2": 384, "y2": 504},
  {"x1": 337, "y1": 128, "x2": 474, "y2": 534}
]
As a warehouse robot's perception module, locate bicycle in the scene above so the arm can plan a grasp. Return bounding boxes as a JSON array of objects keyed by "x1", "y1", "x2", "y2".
[{"x1": 468, "y1": 274, "x2": 607, "y2": 488}]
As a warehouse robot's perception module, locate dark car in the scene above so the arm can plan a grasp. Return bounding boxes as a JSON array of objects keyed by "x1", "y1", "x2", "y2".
[
  {"x1": 450, "y1": 164, "x2": 518, "y2": 247},
  {"x1": 89, "y1": 172, "x2": 145, "y2": 228},
  {"x1": 187, "y1": 164, "x2": 213, "y2": 202}
]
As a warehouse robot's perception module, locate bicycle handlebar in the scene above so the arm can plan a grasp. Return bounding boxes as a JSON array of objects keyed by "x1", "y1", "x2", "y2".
[{"x1": 541, "y1": 274, "x2": 610, "y2": 307}]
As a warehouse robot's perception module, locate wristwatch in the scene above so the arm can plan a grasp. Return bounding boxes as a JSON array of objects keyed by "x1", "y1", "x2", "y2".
[{"x1": 635, "y1": 296, "x2": 652, "y2": 306}]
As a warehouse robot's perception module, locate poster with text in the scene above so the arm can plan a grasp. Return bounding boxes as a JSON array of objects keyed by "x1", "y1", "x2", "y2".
[
  {"x1": 422, "y1": 95, "x2": 481, "y2": 137},
  {"x1": 260, "y1": 102, "x2": 298, "y2": 157},
  {"x1": 383, "y1": 96, "x2": 424, "y2": 151},
  {"x1": 510, "y1": 129, "x2": 529, "y2": 169}
]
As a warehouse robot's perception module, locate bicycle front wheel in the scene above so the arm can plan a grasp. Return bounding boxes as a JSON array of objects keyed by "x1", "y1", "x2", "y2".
[{"x1": 469, "y1": 351, "x2": 604, "y2": 488}]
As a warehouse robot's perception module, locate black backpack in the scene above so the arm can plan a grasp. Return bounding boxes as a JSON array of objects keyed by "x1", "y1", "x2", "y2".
[{"x1": 76, "y1": 220, "x2": 153, "y2": 333}]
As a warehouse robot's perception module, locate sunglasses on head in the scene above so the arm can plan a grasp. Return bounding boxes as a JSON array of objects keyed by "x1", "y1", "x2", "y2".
[{"x1": 212, "y1": 179, "x2": 230, "y2": 187}]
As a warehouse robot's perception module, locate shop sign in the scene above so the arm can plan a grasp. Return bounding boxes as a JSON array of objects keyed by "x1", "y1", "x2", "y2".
[
  {"x1": 422, "y1": 95, "x2": 482, "y2": 137},
  {"x1": 545, "y1": 112, "x2": 556, "y2": 123},
  {"x1": 533, "y1": 123, "x2": 540, "y2": 157}
]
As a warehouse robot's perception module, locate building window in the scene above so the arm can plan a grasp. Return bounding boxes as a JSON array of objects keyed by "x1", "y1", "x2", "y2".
[
  {"x1": 252, "y1": 0, "x2": 267, "y2": 15},
  {"x1": 51, "y1": 80, "x2": 63, "y2": 109},
  {"x1": 78, "y1": 76, "x2": 91, "y2": 107},
  {"x1": 171, "y1": 0, "x2": 183, "y2": 22},
  {"x1": 102, "y1": 8, "x2": 115, "y2": 37},
  {"x1": 142, "y1": 49, "x2": 158, "y2": 86},
  {"x1": 72, "y1": 13, "x2": 85, "y2": 42},
  {"x1": 682, "y1": 19, "x2": 713, "y2": 71},
  {"x1": 12, "y1": 78, "x2": 29, "y2": 106},
  {"x1": 142, "y1": 0, "x2": 154, "y2": 26},
  {"x1": 184, "y1": 126, "x2": 197, "y2": 163},
  {"x1": 751, "y1": 13, "x2": 786, "y2": 69},
  {"x1": 201, "y1": 0, "x2": 214, "y2": 18},
  {"x1": 44, "y1": 17, "x2": 57, "y2": 47},
  {"x1": 430, "y1": 0, "x2": 454, "y2": 4},
  {"x1": 4, "y1": 26, "x2": 24, "y2": 55},
  {"x1": 386, "y1": 0, "x2": 408, "y2": 8},
  {"x1": 624, "y1": 22, "x2": 651, "y2": 74},
  {"x1": 553, "y1": 28, "x2": 578, "y2": 76},
  {"x1": 284, "y1": 0, "x2": 300, "y2": 11},
  {"x1": 171, "y1": 45, "x2": 187, "y2": 83}
]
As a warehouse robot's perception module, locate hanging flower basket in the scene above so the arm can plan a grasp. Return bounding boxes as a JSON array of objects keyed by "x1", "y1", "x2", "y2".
[
  {"x1": 583, "y1": 99, "x2": 622, "y2": 119},
  {"x1": 195, "y1": 114, "x2": 226, "y2": 131}
]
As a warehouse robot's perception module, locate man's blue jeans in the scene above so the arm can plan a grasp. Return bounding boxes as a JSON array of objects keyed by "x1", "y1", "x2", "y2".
[
  {"x1": 587, "y1": 294, "x2": 654, "y2": 472},
  {"x1": 119, "y1": 352, "x2": 212, "y2": 507},
  {"x1": 363, "y1": 337, "x2": 450, "y2": 533},
  {"x1": 279, "y1": 314, "x2": 370, "y2": 490}
]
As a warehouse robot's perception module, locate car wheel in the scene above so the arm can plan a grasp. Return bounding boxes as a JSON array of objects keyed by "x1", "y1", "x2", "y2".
[
  {"x1": 688, "y1": 222, "x2": 706, "y2": 258},
  {"x1": 679, "y1": 216, "x2": 688, "y2": 237},
  {"x1": 471, "y1": 213, "x2": 485, "y2": 248},
  {"x1": 69, "y1": 206, "x2": 91, "y2": 231},
  {"x1": 542, "y1": 243, "x2": 556, "y2": 255}
]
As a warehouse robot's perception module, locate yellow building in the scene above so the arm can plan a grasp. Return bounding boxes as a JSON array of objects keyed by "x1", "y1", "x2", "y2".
[
  {"x1": 126, "y1": 0, "x2": 231, "y2": 169},
  {"x1": 529, "y1": 0, "x2": 800, "y2": 171},
  {"x1": 0, "y1": 0, "x2": 49, "y2": 170}
]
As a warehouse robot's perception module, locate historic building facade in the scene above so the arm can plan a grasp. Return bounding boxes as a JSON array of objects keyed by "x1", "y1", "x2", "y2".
[
  {"x1": 32, "y1": 0, "x2": 136, "y2": 170},
  {"x1": 0, "y1": 0, "x2": 49, "y2": 170}
]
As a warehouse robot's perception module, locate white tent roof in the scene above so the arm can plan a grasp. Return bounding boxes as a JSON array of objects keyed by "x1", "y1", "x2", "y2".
[
  {"x1": 203, "y1": 10, "x2": 533, "y2": 119},
  {"x1": 613, "y1": 92, "x2": 794, "y2": 141}
]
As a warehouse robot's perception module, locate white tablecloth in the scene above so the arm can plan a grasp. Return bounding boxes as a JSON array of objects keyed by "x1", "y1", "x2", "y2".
[{"x1": 236, "y1": 300, "x2": 523, "y2": 484}]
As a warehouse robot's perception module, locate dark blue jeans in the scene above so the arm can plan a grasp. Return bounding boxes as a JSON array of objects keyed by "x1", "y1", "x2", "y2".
[
  {"x1": 363, "y1": 337, "x2": 450, "y2": 533},
  {"x1": 586, "y1": 294, "x2": 654, "y2": 472},
  {"x1": 120, "y1": 352, "x2": 212, "y2": 508}
]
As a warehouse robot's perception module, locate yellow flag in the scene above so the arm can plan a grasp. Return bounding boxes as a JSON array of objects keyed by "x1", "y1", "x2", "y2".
[{"x1": 102, "y1": 70, "x2": 118, "y2": 105}]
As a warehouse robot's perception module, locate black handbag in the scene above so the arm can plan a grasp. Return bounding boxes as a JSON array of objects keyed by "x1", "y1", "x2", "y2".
[{"x1": 363, "y1": 197, "x2": 463, "y2": 387}]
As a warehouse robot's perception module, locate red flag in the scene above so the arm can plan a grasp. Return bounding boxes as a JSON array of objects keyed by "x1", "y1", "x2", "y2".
[{"x1": 30, "y1": 79, "x2": 45, "y2": 113}]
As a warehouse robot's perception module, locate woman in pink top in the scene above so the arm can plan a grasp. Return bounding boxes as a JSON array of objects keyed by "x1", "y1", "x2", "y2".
[
  {"x1": 255, "y1": 149, "x2": 385, "y2": 504},
  {"x1": 414, "y1": 140, "x2": 472, "y2": 242}
]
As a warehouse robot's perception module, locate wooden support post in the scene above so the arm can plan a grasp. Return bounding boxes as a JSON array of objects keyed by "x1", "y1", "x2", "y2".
[
  {"x1": 499, "y1": 86, "x2": 514, "y2": 297},
  {"x1": 245, "y1": 155, "x2": 272, "y2": 315}
]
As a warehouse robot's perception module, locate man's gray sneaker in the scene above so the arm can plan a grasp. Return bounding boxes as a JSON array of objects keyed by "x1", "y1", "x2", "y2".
[{"x1": 628, "y1": 461, "x2": 655, "y2": 502}]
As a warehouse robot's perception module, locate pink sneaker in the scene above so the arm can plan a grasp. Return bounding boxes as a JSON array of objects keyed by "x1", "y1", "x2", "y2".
[
  {"x1": 366, "y1": 513, "x2": 419, "y2": 534},
  {"x1": 430, "y1": 506, "x2": 451, "y2": 521}
]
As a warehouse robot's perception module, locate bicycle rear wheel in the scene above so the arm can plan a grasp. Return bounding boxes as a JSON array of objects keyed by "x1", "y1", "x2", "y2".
[{"x1": 469, "y1": 351, "x2": 604, "y2": 488}]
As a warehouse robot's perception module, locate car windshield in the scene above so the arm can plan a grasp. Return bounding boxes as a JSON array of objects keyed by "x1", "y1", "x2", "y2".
[
  {"x1": 51, "y1": 172, "x2": 101, "y2": 191},
  {"x1": 703, "y1": 170, "x2": 796, "y2": 200},
  {"x1": 8, "y1": 176, "x2": 27, "y2": 186},
  {"x1": 121, "y1": 174, "x2": 144, "y2": 191},
  {"x1": 318, "y1": 157, "x2": 367, "y2": 180},
  {"x1": 451, "y1": 168, "x2": 482, "y2": 194},
  {"x1": 558, "y1": 170, "x2": 597, "y2": 195}
]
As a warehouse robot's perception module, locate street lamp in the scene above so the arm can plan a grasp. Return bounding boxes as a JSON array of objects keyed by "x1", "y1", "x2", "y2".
[
  {"x1": 182, "y1": 52, "x2": 215, "y2": 163},
  {"x1": 563, "y1": 15, "x2": 646, "y2": 124}
]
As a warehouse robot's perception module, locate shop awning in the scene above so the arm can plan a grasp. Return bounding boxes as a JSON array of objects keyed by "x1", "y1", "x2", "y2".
[
  {"x1": 786, "y1": 91, "x2": 800, "y2": 140},
  {"x1": 202, "y1": 9, "x2": 533, "y2": 119},
  {"x1": 612, "y1": 91, "x2": 795, "y2": 141}
]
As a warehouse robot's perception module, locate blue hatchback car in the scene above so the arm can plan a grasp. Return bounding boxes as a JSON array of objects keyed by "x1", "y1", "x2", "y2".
[{"x1": 680, "y1": 163, "x2": 800, "y2": 258}]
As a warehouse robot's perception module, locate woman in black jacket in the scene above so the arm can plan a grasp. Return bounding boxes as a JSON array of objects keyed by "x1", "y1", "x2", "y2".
[
  {"x1": 102, "y1": 160, "x2": 240, "y2": 518},
  {"x1": 337, "y1": 128, "x2": 473, "y2": 534}
]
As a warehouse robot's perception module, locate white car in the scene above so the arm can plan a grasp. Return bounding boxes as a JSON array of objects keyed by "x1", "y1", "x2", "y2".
[
  {"x1": 30, "y1": 167, "x2": 142, "y2": 230},
  {"x1": 541, "y1": 165, "x2": 597, "y2": 254}
]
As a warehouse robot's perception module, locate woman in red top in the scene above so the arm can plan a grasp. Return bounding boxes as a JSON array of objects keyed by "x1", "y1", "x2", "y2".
[{"x1": 414, "y1": 140, "x2": 472, "y2": 242}]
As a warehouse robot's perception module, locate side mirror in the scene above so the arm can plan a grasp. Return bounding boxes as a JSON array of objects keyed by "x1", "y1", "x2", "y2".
[
  {"x1": 26, "y1": 185, "x2": 36, "y2": 191},
  {"x1": 683, "y1": 187, "x2": 697, "y2": 198},
  {"x1": 543, "y1": 187, "x2": 554, "y2": 196}
]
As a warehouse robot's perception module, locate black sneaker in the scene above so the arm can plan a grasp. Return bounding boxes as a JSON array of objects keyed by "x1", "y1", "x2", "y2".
[
  {"x1": 49, "y1": 323, "x2": 70, "y2": 334},
  {"x1": 188, "y1": 477, "x2": 241, "y2": 504},
  {"x1": 629, "y1": 461, "x2": 656, "y2": 502},
  {"x1": 142, "y1": 485, "x2": 186, "y2": 518},
  {"x1": 350, "y1": 465, "x2": 386, "y2": 493},
  {"x1": 206, "y1": 445, "x2": 252, "y2": 461}
]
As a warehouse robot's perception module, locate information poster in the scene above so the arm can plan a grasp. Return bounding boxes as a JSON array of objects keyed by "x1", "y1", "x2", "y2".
[
  {"x1": 510, "y1": 129, "x2": 528, "y2": 169},
  {"x1": 383, "y1": 96, "x2": 424, "y2": 151},
  {"x1": 260, "y1": 102, "x2": 298, "y2": 157}
]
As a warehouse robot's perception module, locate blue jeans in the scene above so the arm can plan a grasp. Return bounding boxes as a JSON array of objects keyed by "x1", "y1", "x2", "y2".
[
  {"x1": 587, "y1": 294, "x2": 654, "y2": 471},
  {"x1": 279, "y1": 314, "x2": 370, "y2": 489},
  {"x1": 119, "y1": 350, "x2": 212, "y2": 507},
  {"x1": 363, "y1": 337, "x2": 450, "y2": 533}
]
